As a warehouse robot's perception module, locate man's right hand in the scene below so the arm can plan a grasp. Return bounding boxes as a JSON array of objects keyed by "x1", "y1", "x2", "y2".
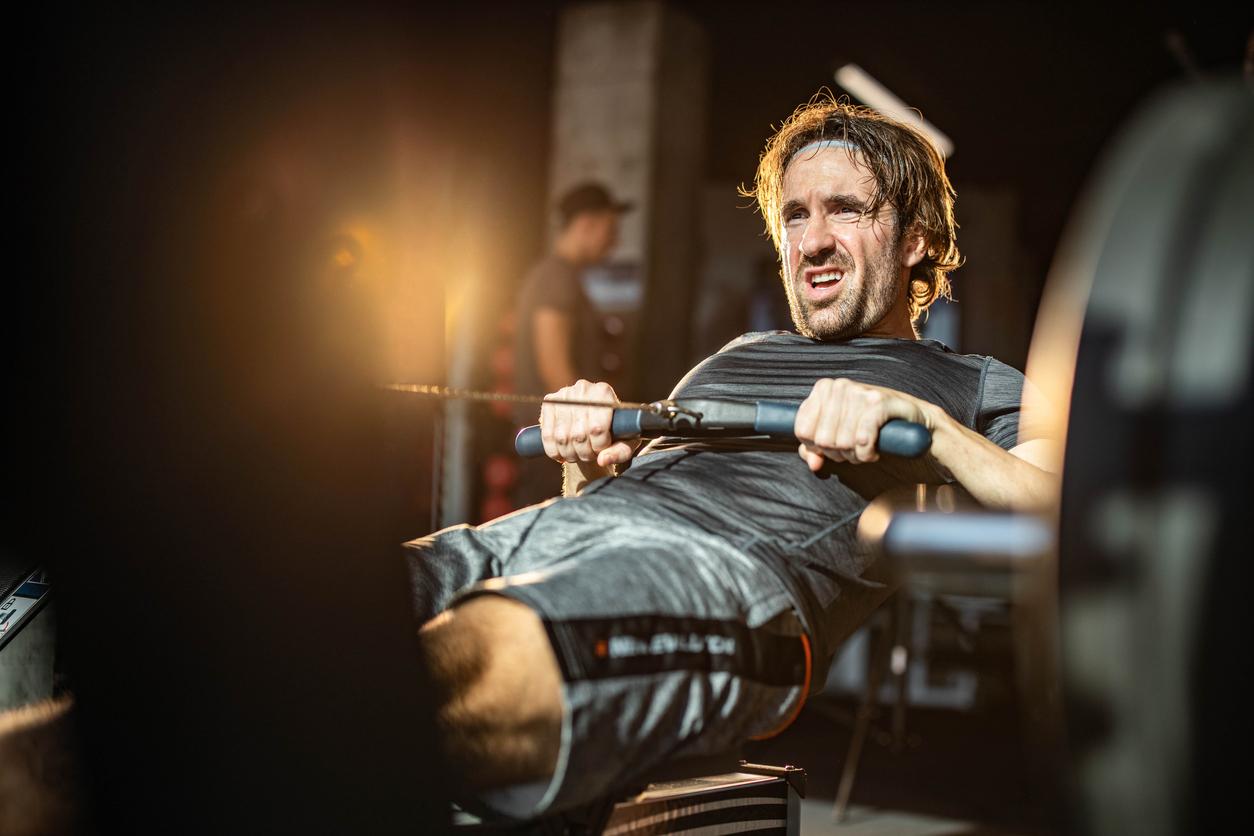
[{"x1": 540, "y1": 379, "x2": 639, "y2": 468}]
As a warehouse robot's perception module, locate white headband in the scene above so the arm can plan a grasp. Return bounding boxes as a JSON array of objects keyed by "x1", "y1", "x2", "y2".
[{"x1": 790, "y1": 139, "x2": 859, "y2": 161}]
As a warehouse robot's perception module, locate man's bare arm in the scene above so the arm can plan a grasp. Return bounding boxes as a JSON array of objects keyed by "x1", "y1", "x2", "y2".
[
  {"x1": 533, "y1": 308, "x2": 579, "y2": 393},
  {"x1": 922, "y1": 418, "x2": 1059, "y2": 510},
  {"x1": 794, "y1": 377, "x2": 1059, "y2": 512},
  {"x1": 562, "y1": 459, "x2": 614, "y2": 497}
]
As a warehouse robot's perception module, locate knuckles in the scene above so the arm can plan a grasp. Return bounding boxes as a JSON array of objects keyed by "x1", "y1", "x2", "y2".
[
  {"x1": 800, "y1": 378, "x2": 895, "y2": 462},
  {"x1": 542, "y1": 379, "x2": 619, "y2": 463}
]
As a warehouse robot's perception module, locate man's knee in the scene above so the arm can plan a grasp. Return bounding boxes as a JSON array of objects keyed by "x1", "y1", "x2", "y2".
[{"x1": 420, "y1": 595, "x2": 563, "y2": 788}]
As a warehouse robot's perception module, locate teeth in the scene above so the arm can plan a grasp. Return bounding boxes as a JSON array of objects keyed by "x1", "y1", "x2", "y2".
[{"x1": 812, "y1": 272, "x2": 842, "y2": 286}]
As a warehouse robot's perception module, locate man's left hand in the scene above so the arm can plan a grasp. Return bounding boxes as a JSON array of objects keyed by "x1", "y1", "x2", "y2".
[{"x1": 794, "y1": 377, "x2": 933, "y2": 470}]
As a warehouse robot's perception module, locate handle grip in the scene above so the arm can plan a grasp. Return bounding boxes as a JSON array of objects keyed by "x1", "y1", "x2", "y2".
[
  {"x1": 514, "y1": 410, "x2": 645, "y2": 457},
  {"x1": 754, "y1": 401, "x2": 931, "y2": 458},
  {"x1": 515, "y1": 401, "x2": 931, "y2": 459}
]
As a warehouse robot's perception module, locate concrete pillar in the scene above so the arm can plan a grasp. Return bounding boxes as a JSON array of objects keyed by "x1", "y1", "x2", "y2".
[{"x1": 549, "y1": 1, "x2": 708, "y2": 399}]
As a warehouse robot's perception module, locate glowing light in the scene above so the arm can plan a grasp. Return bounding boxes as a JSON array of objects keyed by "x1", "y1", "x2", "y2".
[
  {"x1": 834, "y1": 64, "x2": 955, "y2": 159},
  {"x1": 333, "y1": 247, "x2": 357, "y2": 269}
]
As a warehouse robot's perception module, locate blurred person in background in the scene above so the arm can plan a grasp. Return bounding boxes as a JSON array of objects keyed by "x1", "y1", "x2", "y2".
[{"x1": 512, "y1": 182, "x2": 633, "y2": 506}]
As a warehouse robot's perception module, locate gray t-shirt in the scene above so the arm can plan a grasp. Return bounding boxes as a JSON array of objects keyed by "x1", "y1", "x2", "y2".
[{"x1": 577, "y1": 330, "x2": 1039, "y2": 659}]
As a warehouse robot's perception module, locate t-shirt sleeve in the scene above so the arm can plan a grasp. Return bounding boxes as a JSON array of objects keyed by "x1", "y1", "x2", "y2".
[
  {"x1": 523, "y1": 261, "x2": 577, "y2": 314},
  {"x1": 976, "y1": 358, "x2": 1027, "y2": 450}
]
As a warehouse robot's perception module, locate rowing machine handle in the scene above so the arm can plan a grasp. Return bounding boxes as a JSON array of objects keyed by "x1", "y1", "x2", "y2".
[
  {"x1": 514, "y1": 409, "x2": 652, "y2": 458},
  {"x1": 514, "y1": 401, "x2": 931, "y2": 459},
  {"x1": 753, "y1": 401, "x2": 931, "y2": 458}
]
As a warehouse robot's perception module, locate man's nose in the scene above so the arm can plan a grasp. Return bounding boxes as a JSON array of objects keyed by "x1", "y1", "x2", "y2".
[{"x1": 799, "y1": 216, "x2": 835, "y2": 261}]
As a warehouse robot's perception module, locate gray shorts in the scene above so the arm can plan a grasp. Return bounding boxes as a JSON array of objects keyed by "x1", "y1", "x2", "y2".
[{"x1": 404, "y1": 488, "x2": 813, "y2": 816}]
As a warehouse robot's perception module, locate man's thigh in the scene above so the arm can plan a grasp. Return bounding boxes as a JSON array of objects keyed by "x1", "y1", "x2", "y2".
[{"x1": 460, "y1": 535, "x2": 811, "y2": 817}]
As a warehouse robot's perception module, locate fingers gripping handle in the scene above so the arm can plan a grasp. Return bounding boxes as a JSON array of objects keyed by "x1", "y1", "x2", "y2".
[
  {"x1": 514, "y1": 410, "x2": 644, "y2": 458},
  {"x1": 755, "y1": 401, "x2": 932, "y2": 458},
  {"x1": 875, "y1": 420, "x2": 933, "y2": 457},
  {"x1": 515, "y1": 401, "x2": 931, "y2": 459}
]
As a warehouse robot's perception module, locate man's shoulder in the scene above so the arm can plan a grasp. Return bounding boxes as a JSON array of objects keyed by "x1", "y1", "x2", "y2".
[
  {"x1": 521, "y1": 254, "x2": 578, "y2": 287},
  {"x1": 713, "y1": 330, "x2": 805, "y2": 354},
  {"x1": 848, "y1": 336, "x2": 1010, "y2": 370},
  {"x1": 518, "y1": 254, "x2": 581, "y2": 308},
  {"x1": 715, "y1": 332, "x2": 977, "y2": 361},
  {"x1": 704, "y1": 332, "x2": 1027, "y2": 388}
]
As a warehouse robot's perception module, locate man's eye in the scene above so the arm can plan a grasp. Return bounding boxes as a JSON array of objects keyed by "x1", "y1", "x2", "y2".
[{"x1": 785, "y1": 211, "x2": 806, "y2": 223}]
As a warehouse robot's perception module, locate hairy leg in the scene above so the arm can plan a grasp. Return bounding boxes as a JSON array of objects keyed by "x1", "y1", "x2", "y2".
[{"x1": 419, "y1": 595, "x2": 563, "y2": 791}]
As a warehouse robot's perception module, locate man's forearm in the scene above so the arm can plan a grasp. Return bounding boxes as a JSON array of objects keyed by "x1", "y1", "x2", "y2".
[
  {"x1": 924, "y1": 407, "x2": 1059, "y2": 511},
  {"x1": 562, "y1": 460, "x2": 615, "y2": 497},
  {"x1": 533, "y1": 308, "x2": 579, "y2": 394}
]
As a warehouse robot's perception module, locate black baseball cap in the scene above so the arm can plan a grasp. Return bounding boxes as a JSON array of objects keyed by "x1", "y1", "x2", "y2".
[{"x1": 557, "y1": 181, "x2": 634, "y2": 225}]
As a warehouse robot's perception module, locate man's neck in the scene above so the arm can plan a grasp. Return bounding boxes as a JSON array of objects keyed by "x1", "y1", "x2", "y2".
[
  {"x1": 859, "y1": 301, "x2": 917, "y2": 340},
  {"x1": 553, "y1": 234, "x2": 586, "y2": 266},
  {"x1": 860, "y1": 318, "x2": 918, "y2": 340}
]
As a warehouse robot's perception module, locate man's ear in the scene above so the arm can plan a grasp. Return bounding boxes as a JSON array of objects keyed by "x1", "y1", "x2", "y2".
[{"x1": 900, "y1": 226, "x2": 928, "y2": 268}]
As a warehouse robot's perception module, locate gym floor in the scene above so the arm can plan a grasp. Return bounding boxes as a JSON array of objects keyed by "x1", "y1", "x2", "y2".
[{"x1": 745, "y1": 693, "x2": 1058, "y2": 835}]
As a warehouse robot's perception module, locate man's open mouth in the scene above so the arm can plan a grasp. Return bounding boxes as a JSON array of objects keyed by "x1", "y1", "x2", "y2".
[{"x1": 809, "y1": 270, "x2": 844, "y2": 287}]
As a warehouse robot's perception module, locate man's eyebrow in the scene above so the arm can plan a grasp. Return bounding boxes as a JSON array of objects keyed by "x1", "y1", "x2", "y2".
[
  {"x1": 780, "y1": 193, "x2": 873, "y2": 218},
  {"x1": 780, "y1": 198, "x2": 806, "y2": 217},
  {"x1": 823, "y1": 192, "x2": 871, "y2": 211}
]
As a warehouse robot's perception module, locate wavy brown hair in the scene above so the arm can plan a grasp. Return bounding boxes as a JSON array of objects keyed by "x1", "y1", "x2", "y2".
[{"x1": 744, "y1": 93, "x2": 961, "y2": 322}]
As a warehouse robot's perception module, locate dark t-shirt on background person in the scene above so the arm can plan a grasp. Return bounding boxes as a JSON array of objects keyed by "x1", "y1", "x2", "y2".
[
  {"x1": 512, "y1": 254, "x2": 602, "y2": 506},
  {"x1": 514, "y1": 255, "x2": 601, "y2": 402}
]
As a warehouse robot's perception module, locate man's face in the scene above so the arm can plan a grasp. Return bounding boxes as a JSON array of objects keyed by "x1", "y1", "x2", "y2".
[
  {"x1": 779, "y1": 147, "x2": 913, "y2": 340},
  {"x1": 580, "y1": 211, "x2": 620, "y2": 263}
]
